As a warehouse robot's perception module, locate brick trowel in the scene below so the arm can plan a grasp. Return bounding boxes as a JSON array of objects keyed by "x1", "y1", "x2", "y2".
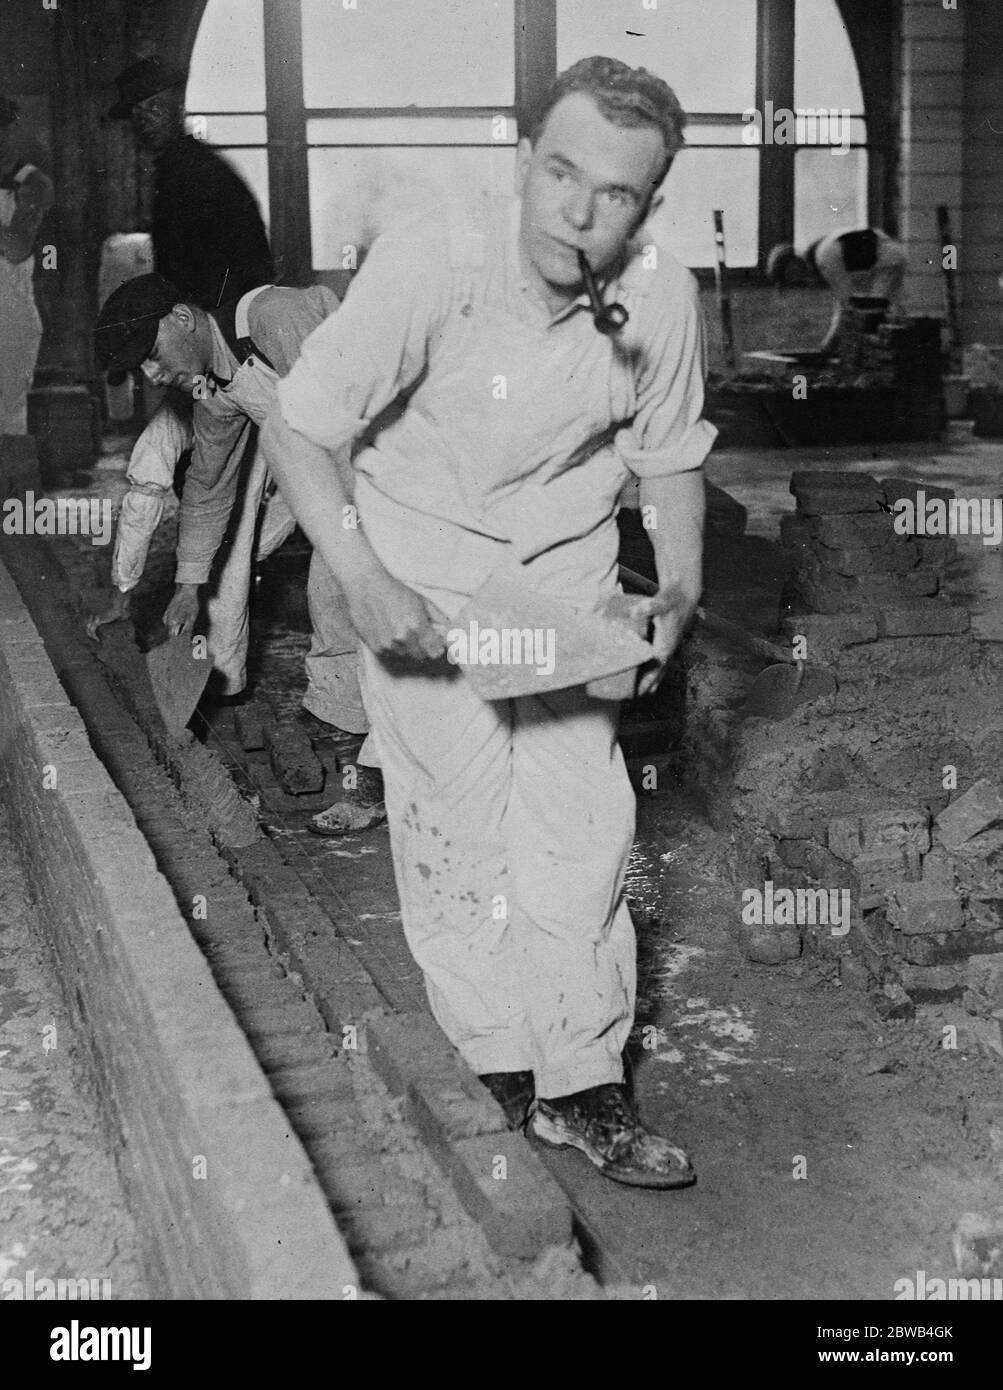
[{"x1": 145, "y1": 631, "x2": 212, "y2": 737}]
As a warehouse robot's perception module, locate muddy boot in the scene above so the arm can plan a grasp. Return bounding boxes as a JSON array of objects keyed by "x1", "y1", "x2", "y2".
[
  {"x1": 530, "y1": 1083, "x2": 695, "y2": 1189},
  {"x1": 479, "y1": 1071, "x2": 535, "y2": 1132},
  {"x1": 297, "y1": 707, "x2": 367, "y2": 756},
  {"x1": 307, "y1": 766, "x2": 386, "y2": 836}
]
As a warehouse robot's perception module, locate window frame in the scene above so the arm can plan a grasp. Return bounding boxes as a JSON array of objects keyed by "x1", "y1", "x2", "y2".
[{"x1": 183, "y1": 0, "x2": 892, "y2": 285}]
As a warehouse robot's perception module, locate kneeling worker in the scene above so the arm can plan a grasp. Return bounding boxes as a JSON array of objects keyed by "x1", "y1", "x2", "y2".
[{"x1": 93, "y1": 274, "x2": 383, "y2": 833}]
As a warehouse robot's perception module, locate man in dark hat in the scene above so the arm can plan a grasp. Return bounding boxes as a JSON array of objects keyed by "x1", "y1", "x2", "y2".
[
  {"x1": 0, "y1": 94, "x2": 54, "y2": 433},
  {"x1": 109, "y1": 56, "x2": 273, "y2": 308}
]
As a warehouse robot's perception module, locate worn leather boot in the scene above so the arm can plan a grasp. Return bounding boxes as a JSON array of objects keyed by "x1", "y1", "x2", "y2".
[{"x1": 531, "y1": 1083, "x2": 695, "y2": 1189}]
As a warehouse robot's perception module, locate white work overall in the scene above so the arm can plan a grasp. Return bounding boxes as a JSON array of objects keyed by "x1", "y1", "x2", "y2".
[{"x1": 0, "y1": 167, "x2": 43, "y2": 435}]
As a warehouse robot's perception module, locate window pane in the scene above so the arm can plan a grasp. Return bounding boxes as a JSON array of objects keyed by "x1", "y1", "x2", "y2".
[
  {"x1": 794, "y1": 148, "x2": 868, "y2": 249},
  {"x1": 302, "y1": 0, "x2": 515, "y2": 109},
  {"x1": 308, "y1": 148, "x2": 516, "y2": 269},
  {"x1": 187, "y1": 0, "x2": 265, "y2": 112},
  {"x1": 187, "y1": 115, "x2": 268, "y2": 146},
  {"x1": 307, "y1": 115, "x2": 517, "y2": 146},
  {"x1": 647, "y1": 149, "x2": 759, "y2": 268},
  {"x1": 795, "y1": 0, "x2": 864, "y2": 113},
  {"x1": 557, "y1": 0, "x2": 756, "y2": 114}
]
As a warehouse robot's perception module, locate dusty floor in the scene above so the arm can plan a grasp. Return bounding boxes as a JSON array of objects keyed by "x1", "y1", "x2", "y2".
[
  {"x1": 50, "y1": 432, "x2": 1003, "y2": 1298},
  {"x1": 0, "y1": 805, "x2": 147, "y2": 1301}
]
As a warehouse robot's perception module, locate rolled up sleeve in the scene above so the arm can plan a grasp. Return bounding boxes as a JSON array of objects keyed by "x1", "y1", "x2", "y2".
[
  {"x1": 276, "y1": 225, "x2": 448, "y2": 453},
  {"x1": 616, "y1": 274, "x2": 718, "y2": 480}
]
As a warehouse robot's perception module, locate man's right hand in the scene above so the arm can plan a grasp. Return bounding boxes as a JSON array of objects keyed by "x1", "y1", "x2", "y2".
[
  {"x1": 345, "y1": 566, "x2": 446, "y2": 666},
  {"x1": 164, "y1": 583, "x2": 200, "y2": 637}
]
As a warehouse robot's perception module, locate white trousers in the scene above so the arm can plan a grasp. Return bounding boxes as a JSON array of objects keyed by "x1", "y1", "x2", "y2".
[{"x1": 361, "y1": 647, "x2": 637, "y2": 1098}]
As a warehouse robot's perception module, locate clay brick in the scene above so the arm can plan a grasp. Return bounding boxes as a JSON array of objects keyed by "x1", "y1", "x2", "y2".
[
  {"x1": 779, "y1": 514, "x2": 814, "y2": 549},
  {"x1": 935, "y1": 779, "x2": 1003, "y2": 850},
  {"x1": 813, "y1": 542, "x2": 919, "y2": 576},
  {"x1": 790, "y1": 469, "x2": 880, "y2": 495},
  {"x1": 828, "y1": 807, "x2": 930, "y2": 861},
  {"x1": 264, "y1": 723, "x2": 326, "y2": 795},
  {"x1": 234, "y1": 700, "x2": 267, "y2": 751},
  {"x1": 886, "y1": 881, "x2": 965, "y2": 934},
  {"x1": 853, "y1": 846, "x2": 921, "y2": 909},
  {"x1": 915, "y1": 537, "x2": 958, "y2": 569},
  {"x1": 780, "y1": 612, "x2": 878, "y2": 657},
  {"x1": 864, "y1": 914, "x2": 1003, "y2": 966},
  {"x1": 795, "y1": 486, "x2": 887, "y2": 517},
  {"x1": 877, "y1": 601, "x2": 971, "y2": 637},
  {"x1": 895, "y1": 961, "x2": 967, "y2": 1000},
  {"x1": 964, "y1": 954, "x2": 1003, "y2": 1017},
  {"x1": 813, "y1": 512, "x2": 896, "y2": 548},
  {"x1": 880, "y1": 477, "x2": 955, "y2": 507}
]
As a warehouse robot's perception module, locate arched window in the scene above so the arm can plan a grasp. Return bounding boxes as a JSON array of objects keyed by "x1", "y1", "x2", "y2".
[{"x1": 186, "y1": 0, "x2": 884, "y2": 282}]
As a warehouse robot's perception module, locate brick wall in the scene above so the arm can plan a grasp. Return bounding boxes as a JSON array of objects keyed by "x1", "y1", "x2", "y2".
[{"x1": 0, "y1": 551, "x2": 357, "y2": 1299}]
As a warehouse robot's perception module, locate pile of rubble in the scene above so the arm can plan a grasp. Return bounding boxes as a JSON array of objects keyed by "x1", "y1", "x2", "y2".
[{"x1": 680, "y1": 468, "x2": 1003, "y2": 1021}]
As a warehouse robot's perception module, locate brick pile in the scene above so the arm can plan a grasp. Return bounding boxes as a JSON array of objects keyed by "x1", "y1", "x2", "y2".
[
  {"x1": 781, "y1": 470, "x2": 968, "y2": 640},
  {"x1": 709, "y1": 468, "x2": 1003, "y2": 1014},
  {"x1": 837, "y1": 315, "x2": 946, "y2": 442}
]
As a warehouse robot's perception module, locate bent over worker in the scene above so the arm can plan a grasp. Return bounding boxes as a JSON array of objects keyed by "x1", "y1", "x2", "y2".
[
  {"x1": 94, "y1": 274, "x2": 382, "y2": 832},
  {"x1": 767, "y1": 226, "x2": 907, "y2": 350},
  {"x1": 262, "y1": 57, "x2": 717, "y2": 1187}
]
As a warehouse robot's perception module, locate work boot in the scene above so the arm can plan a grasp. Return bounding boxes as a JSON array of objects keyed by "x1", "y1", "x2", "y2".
[
  {"x1": 530, "y1": 1083, "x2": 696, "y2": 1189},
  {"x1": 307, "y1": 766, "x2": 386, "y2": 836},
  {"x1": 479, "y1": 1071, "x2": 535, "y2": 1132},
  {"x1": 296, "y1": 707, "x2": 366, "y2": 754}
]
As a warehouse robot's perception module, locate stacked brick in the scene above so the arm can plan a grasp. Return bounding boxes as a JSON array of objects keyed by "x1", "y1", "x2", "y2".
[
  {"x1": 729, "y1": 469, "x2": 1000, "y2": 1006},
  {"x1": 780, "y1": 470, "x2": 969, "y2": 641},
  {"x1": 838, "y1": 316, "x2": 946, "y2": 442},
  {"x1": 853, "y1": 781, "x2": 1003, "y2": 1019}
]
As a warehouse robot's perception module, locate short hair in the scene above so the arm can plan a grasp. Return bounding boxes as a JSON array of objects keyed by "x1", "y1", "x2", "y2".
[
  {"x1": 766, "y1": 242, "x2": 811, "y2": 288},
  {"x1": 529, "y1": 56, "x2": 687, "y2": 179},
  {"x1": 0, "y1": 94, "x2": 20, "y2": 128}
]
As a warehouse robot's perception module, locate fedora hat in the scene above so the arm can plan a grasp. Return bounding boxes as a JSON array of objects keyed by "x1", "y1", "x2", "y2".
[{"x1": 108, "y1": 57, "x2": 187, "y2": 119}]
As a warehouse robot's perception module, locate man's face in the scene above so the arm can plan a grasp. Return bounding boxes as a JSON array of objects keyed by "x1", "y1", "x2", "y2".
[
  {"x1": 140, "y1": 307, "x2": 207, "y2": 391},
  {"x1": 515, "y1": 92, "x2": 668, "y2": 306},
  {"x1": 130, "y1": 90, "x2": 181, "y2": 154}
]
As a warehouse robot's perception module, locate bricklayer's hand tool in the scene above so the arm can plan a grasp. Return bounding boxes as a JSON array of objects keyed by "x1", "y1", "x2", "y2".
[
  {"x1": 618, "y1": 563, "x2": 838, "y2": 719},
  {"x1": 145, "y1": 630, "x2": 212, "y2": 737},
  {"x1": 443, "y1": 571, "x2": 654, "y2": 701}
]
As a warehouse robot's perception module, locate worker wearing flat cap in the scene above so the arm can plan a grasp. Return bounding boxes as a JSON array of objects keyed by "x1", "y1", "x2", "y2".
[
  {"x1": 0, "y1": 95, "x2": 54, "y2": 434},
  {"x1": 93, "y1": 273, "x2": 383, "y2": 834},
  {"x1": 262, "y1": 57, "x2": 717, "y2": 1187},
  {"x1": 767, "y1": 227, "x2": 907, "y2": 351}
]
